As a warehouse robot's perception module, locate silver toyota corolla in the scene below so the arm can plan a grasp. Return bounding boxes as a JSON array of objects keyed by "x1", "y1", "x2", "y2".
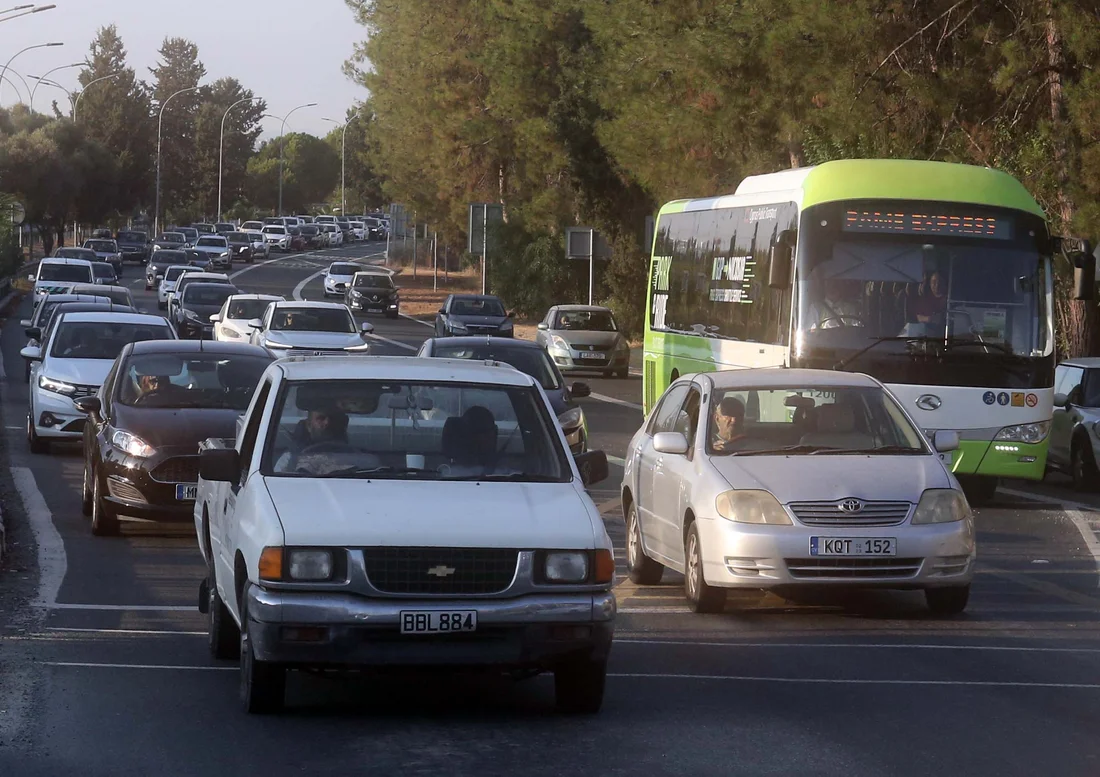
[{"x1": 621, "y1": 367, "x2": 975, "y2": 615}]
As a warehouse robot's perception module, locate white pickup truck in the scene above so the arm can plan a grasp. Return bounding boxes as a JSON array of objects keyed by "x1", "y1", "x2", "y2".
[{"x1": 195, "y1": 354, "x2": 616, "y2": 714}]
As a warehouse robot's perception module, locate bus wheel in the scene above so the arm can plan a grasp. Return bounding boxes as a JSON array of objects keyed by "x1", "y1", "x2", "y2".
[{"x1": 958, "y1": 476, "x2": 997, "y2": 506}]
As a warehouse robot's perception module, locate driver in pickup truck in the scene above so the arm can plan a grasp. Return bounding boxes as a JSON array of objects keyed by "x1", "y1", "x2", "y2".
[{"x1": 291, "y1": 406, "x2": 349, "y2": 449}]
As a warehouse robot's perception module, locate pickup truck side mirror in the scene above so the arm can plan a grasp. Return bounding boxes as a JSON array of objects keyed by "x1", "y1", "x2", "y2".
[
  {"x1": 199, "y1": 448, "x2": 241, "y2": 483},
  {"x1": 574, "y1": 450, "x2": 609, "y2": 487}
]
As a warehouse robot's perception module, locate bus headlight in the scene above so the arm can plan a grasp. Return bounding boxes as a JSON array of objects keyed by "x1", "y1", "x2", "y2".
[{"x1": 994, "y1": 421, "x2": 1050, "y2": 444}]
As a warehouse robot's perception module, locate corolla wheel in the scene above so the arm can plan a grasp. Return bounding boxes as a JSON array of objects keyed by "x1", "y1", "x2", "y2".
[
  {"x1": 684, "y1": 524, "x2": 725, "y2": 614},
  {"x1": 626, "y1": 503, "x2": 663, "y2": 585}
]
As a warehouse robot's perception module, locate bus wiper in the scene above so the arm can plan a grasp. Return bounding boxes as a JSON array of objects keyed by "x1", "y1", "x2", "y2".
[
  {"x1": 944, "y1": 338, "x2": 1017, "y2": 356},
  {"x1": 832, "y1": 336, "x2": 934, "y2": 370}
]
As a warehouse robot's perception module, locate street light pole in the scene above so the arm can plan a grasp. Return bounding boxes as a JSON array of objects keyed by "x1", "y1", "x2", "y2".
[
  {"x1": 0, "y1": 4, "x2": 55, "y2": 26},
  {"x1": 155, "y1": 84, "x2": 203, "y2": 236},
  {"x1": 277, "y1": 102, "x2": 316, "y2": 216},
  {"x1": 72, "y1": 71, "x2": 122, "y2": 122},
  {"x1": 28, "y1": 61, "x2": 82, "y2": 112},
  {"x1": 0, "y1": 41, "x2": 62, "y2": 105},
  {"x1": 322, "y1": 113, "x2": 359, "y2": 216},
  {"x1": 218, "y1": 96, "x2": 259, "y2": 221}
]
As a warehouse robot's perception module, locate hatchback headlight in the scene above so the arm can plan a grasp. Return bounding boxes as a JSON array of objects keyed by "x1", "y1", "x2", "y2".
[
  {"x1": 714, "y1": 490, "x2": 792, "y2": 525},
  {"x1": 112, "y1": 429, "x2": 155, "y2": 457},
  {"x1": 994, "y1": 421, "x2": 1050, "y2": 444},
  {"x1": 38, "y1": 374, "x2": 76, "y2": 396},
  {"x1": 288, "y1": 549, "x2": 334, "y2": 581},
  {"x1": 558, "y1": 405, "x2": 585, "y2": 432},
  {"x1": 911, "y1": 489, "x2": 971, "y2": 524},
  {"x1": 549, "y1": 335, "x2": 570, "y2": 351},
  {"x1": 544, "y1": 551, "x2": 588, "y2": 582}
]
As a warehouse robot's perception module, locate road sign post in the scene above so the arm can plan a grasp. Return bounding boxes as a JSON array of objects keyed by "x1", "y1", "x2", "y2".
[
  {"x1": 566, "y1": 226, "x2": 610, "y2": 305},
  {"x1": 468, "y1": 203, "x2": 503, "y2": 294}
]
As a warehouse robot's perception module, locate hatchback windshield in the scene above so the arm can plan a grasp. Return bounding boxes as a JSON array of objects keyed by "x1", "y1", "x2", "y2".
[
  {"x1": 330, "y1": 264, "x2": 359, "y2": 276},
  {"x1": 452, "y1": 297, "x2": 505, "y2": 317},
  {"x1": 269, "y1": 307, "x2": 354, "y2": 333},
  {"x1": 353, "y1": 274, "x2": 394, "y2": 289},
  {"x1": 118, "y1": 352, "x2": 272, "y2": 410},
  {"x1": 432, "y1": 345, "x2": 561, "y2": 390},
  {"x1": 85, "y1": 241, "x2": 116, "y2": 253},
  {"x1": 184, "y1": 284, "x2": 235, "y2": 306},
  {"x1": 197, "y1": 237, "x2": 227, "y2": 248},
  {"x1": 69, "y1": 285, "x2": 132, "y2": 306},
  {"x1": 150, "y1": 251, "x2": 185, "y2": 268},
  {"x1": 703, "y1": 385, "x2": 927, "y2": 456},
  {"x1": 91, "y1": 264, "x2": 115, "y2": 279},
  {"x1": 164, "y1": 266, "x2": 189, "y2": 283},
  {"x1": 50, "y1": 321, "x2": 174, "y2": 360},
  {"x1": 555, "y1": 309, "x2": 617, "y2": 331},
  {"x1": 264, "y1": 379, "x2": 569, "y2": 480},
  {"x1": 228, "y1": 298, "x2": 277, "y2": 320},
  {"x1": 157, "y1": 233, "x2": 184, "y2": 243},
  {"x1": 39, "y1": 264, "x2": 92, "y2": 282},
  {"x1": 228, "y1": 233, "x2": 250, "y2": 242}
]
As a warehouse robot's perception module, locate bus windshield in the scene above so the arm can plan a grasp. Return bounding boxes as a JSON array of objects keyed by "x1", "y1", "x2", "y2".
[{"x1": 794, "y1": 201, "x2": 1053, "y2": 389}]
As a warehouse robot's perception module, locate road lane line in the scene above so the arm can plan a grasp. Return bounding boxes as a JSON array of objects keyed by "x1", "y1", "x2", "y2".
[
  {"x1": 606, "y1": 673, "x2": 1100, "y2": 688},
  {"x1": 399, "y1": 313, "x2": 434, "y2": 328},
  {"x1": 590, "y1": 392, "x2": 642, "y2": 411},
  {"x1": 368, "y1": 333, "x2": 417, "y2": 352},
  {"x1": 13, "y1": 467, "x2": 66, "y2": 609},
  {"x1": 618, "y1": 606, "x2": 692, "y2": 614},
  {"x1": 613, "y1": 639, "x2": 1100, "y2": 653},
  {"x1": 46, "y1": 662, "x2": 235, "y2": 671},
  {"x1": 46, "y1": 603, "x2": 196, "y2": 612},
  {"x1": 607, "y1": 454, "x2": 626, "y2": 467},
  {"x1": 997, "y1": 487, "x2": 1100, "y2": 587},
  {"x1": 46, "y1": 627, "x2": 206, "y2": 637}
]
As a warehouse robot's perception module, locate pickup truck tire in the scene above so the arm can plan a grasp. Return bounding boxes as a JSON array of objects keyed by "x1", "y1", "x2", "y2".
[
  {"x1": 239, "y1": 590, "x2": 285, "y2": 714},
  {"x1": 553, "y1": 657, "x2": 607, "y2": 714},
  {"x1": 208, "y1": 564, "x2": 240, "y2": 661},
  {"x1": 90, "y1": 469, "x2": 120, "y2": 536}
]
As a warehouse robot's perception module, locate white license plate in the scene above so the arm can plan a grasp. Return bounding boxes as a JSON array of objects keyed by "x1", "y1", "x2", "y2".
[
  {"x1": 175, "y1": 483, "x2": 198, "y2": 500},
  {"x1": 810, "y1": 537, "x2": 896, "y2": 556},
  {"x1": 399, "y1": 610, "x2": 477, "y2": 634},
  {"x1": 578, "y1": 352, "x2": 604, "y2": 359}
]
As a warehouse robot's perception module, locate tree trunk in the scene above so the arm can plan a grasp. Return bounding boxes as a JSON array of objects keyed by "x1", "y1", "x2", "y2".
[{"x1": 1045, "y1": 0, "x2": 1098, "y2": 357}]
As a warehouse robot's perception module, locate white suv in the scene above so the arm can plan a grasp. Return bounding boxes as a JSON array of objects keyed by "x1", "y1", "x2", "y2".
[{"x1": 262, "y1": 225, "x2": 290, "y2": 252}]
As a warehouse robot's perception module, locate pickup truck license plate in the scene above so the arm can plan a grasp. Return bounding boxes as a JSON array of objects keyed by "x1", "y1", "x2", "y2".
[
  {"x1": 400, "y1": 610, "x2": 477, "y2": 634},
  {"x1": 578, "y1": 351, "x2": 604, "y2": 359},
  {"x1": 175, "y1": 483, "x2": 198, "y2": 501},
  {"x1": 810, "y1": 537, "x2": 896, "y2": 556}
]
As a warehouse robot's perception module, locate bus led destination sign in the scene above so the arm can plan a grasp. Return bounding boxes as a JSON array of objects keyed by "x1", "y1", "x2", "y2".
[{"x1": 843, "y1": 208, "x2": 1012, "y2": 240}]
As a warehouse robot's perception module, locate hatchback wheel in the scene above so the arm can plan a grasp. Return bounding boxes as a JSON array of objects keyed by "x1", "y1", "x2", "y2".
[
  {"x1": 1071, "y1": 441, "x2": 1100, "y2": 492},
  {"x1": 925, "y1": 585, "x2": 970, "y2": 616},
  {"x1": 26, "y1": 412, "x2": 48, "y2": 455},
  {"x1": 684, "y1": 523, "x2": 725, "y2": 613},
  {"x1": 625, "y1": 502, "x2": 663, "y2": 585},
  {"x1": 81, "y1": 459, "x2": 93, "y2": 516},
  {"x1": 90, "y1": 469, "x2": 119, "y2": 536}
]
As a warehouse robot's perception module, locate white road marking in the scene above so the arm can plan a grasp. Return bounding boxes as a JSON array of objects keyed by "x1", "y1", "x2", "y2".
[
  {"x1": 614, "y1": 639, "x2": 1100, "y2": 653},
  {"x1": 618, "y1": 606, "x2": 692, "y2": 614},
  {"x1": 13, "y1": 467, "x2": 66, "y2": 609},
  {"x1": 399, "y1": 313, "x2": 434, "y2": 328},
  {"x1": 46, "y1": 627, "x2": 206, "y2": 637},
  {"x1": 368, "y1": 333, "x2": 417, "y2": 352},
  {"x1": 291, "y1": 269, "x2": 326, "y2": 301},
  {"x1": 46, "y1": 603, "x2": 196, "y2": 612},
  {"x1": 998, "y1": 486, "x2": 1100, "y2": 587},
  {"x1": 46, "y1": 662, "x2": 235, "y2": 671},
  {"x1": 607, "y1": 454, "x2": 626, "y2": 467},
  {"x1": 590, "y1": 392, "x2": 643, "y2": 411},
  {"x1": 607, "y1": 673, "x2": 1100, "y2": 689}
]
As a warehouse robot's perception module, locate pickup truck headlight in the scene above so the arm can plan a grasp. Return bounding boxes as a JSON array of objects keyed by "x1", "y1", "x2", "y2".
[
  {"x1": 714, "y1": 490, "x2": 792, "y2": 525},
  {"x1": 38, "y1": 375, "x2": 76, "y2": 396},
  {"x1": 911, "y1": 489, "x2": 971, "y2": 525},
  {"x1": 288, "y1": 550, "x2": 333, "y2": 581},
  {"x1": 544, "y1": 551, "x2": 588, "y2": 582},
  {"x1": 112, "y1": 429, "x2": 155, "y2": 457},
  {"x1": 994, "y1": 421, "x2": 1050, "y2": 444}
]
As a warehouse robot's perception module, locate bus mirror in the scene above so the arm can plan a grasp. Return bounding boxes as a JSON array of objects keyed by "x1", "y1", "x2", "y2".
[
  {"x1": 768, "y1": 242, "x2": 793, "y2": 289},
  {"x1": 1059, "y1": 236, "x2": 1095, "y2": 300}
]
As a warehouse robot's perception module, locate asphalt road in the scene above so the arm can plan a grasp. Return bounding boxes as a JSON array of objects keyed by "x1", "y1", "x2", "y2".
[{"x1": 2, "y1": 241, "x2": 1100, "y2": 776}]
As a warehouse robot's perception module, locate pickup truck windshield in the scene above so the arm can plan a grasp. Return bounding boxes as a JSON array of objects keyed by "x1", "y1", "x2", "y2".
[
  {"x1": 118, "y1": 352, "x2": 272, "y2": 409},
  {"x1": 117, "y1": 232, "x2": 146, "y2": 243},
  {"x1": 50, "y1": 321, "x2": 174, "y2": 360},
  {"x1": 265, "y1": 379, "x2": 571, "y2": 481}
]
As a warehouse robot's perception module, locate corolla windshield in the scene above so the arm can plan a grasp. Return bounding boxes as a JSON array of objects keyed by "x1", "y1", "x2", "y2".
[
  {"x1": 228, "y1": 298, "x2": 277, "y2": 320},
  {"x1": 40, "y1": 264, "x2": 91, "y2": 282},
  {"x1": 269, "y1": 308, "x2": 354, "y2": 333},
  {"x1": 705, "y1": 385, "x2": 928, "y2": 456},
  {"x1": 353, "y1": 274, "x2": 394, "y2": 290},
  {"x1": 452, "y1": 298, "x2": 505, "y2": 316},
  {"x1": 431, "y1": 345, "x2": 561, "y2": 391},
  {"x1": 118, "y1": 352, "x2": 272, "y2": 410},
  {"x1": 555, "y1": 309, "x2": 617, "y2": 331},
  {"x1": 50, "y1": 321, "x2": 174, "y2": 360},
  {"x1": 264, "y1": 380, "x2": 571, "y2": 481}
]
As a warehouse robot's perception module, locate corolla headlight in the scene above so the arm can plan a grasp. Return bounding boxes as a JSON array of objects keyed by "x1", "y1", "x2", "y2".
[
  {"x1": 544, "y1": 551, "x2": 588, "y2": 583},
  {"x1": 111, "y1": 429, "x2": 156, "y2": 457},
  {"x1": 38, "y1": 375, "x2": 76, "y2": 396},
  {"x1": 549, "y1": 335, "x2": 571, "y2": 351},
  {"x1": 558, "y1": 405, "x2": 585, "y2": 432},
  {"x1": 911, "y1": 489, "x2": 971, "y2": 524},
  {"x1": 994, "y1": 421, "x2": 1050, "y2": 444},
  {"x1": 714, "y1": 490, "x2": 792, "y2": 525}
]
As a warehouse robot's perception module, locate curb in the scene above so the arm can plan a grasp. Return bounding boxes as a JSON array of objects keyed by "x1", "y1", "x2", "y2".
[{"x1": 0, "y1": 287, "x2": 24, "y2": 566}]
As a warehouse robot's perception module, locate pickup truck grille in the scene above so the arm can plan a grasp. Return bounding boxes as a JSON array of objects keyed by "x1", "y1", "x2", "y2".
[
  {"x1": 361, "y1": 547, "x2": 519, "y2": 595},
  {"x1": 150, "y1": 456, "x2": 200, "y2": 484}
]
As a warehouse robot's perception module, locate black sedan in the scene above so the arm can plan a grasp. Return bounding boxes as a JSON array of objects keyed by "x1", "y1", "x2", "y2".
[
  {"x1": 434, "y1": 294, "x2": 515, "y2": 337},
  {"x1": 416, "y1": 336, "x2": 591, "y2": 454},
  {"x1": 75, "y1": 340, "x2": 275, "y2": 535},
  {"x1": 173, "y1": 282, "x2": 239, "y2": 340}
]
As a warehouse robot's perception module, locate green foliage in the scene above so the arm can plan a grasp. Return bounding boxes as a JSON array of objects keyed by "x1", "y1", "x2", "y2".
[{"x1": 485, "y1": 223, "x2": 585, "y2": 318}]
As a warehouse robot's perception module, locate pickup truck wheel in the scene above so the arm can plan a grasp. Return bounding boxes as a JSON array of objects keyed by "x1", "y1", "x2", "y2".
[
  {"x1": 239, "y1": 594, "x2": 285, "y2": 714},
  {"x1": 208, "y1": 565, "x2": 240, "y2": 661},
  {"x1": 90, "y1": 469, "x2": 119, "y2": 536},
  {"x1": 553, "y1": 657, "x2": 607, "y2": 714}
]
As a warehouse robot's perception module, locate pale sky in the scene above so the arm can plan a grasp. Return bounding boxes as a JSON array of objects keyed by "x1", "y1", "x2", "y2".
[{"x1": 0, "y1": 0, "x2": 368, "y2": 139}]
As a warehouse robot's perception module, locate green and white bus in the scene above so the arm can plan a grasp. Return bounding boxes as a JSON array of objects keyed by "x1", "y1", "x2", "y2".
[{"x1": 644, "y1": 159, "x2": 1090, "y2": 502}]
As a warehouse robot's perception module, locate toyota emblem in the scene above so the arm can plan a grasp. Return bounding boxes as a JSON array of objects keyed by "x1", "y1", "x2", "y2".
[
  {"x1": 916, "y1": 394, "x2": 942, "y2": 411},
  {"x1": 838, "y1": 499, "x2": 864, "y2": 513}
]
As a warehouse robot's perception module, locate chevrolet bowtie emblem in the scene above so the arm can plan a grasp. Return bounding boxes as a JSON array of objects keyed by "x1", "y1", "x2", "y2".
[{"x1": 426, "y1": 565, "x2": 456, "y2": 577}]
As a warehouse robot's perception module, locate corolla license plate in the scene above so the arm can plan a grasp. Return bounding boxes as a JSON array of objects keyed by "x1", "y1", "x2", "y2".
[
  {"x1": 400, "y1": 610, "x2": 477, "y2": 634},
  {"x1": 578, "y1": 352, "x2": 604, "y2": 359},
  {"x1": 810, "y1": 537, "x2": 896, "y2": 556},
  {"x1": 175, "y1": 483, "x2": 198, "y2": 501}
]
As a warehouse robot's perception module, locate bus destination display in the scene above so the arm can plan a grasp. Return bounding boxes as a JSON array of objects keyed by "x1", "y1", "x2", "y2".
[{"x1": 843, "y1": 208, "x2": 1012, "y2": 240}]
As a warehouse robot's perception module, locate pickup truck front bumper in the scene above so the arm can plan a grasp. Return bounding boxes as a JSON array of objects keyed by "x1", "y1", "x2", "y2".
[{"x1": 246, "y1": 586, "x2": 615, "y2": 669}]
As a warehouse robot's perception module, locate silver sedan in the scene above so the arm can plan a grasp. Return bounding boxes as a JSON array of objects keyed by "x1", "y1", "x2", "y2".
[
  {"x1": 536, "y1": 305, "x2": 631, "y2": 378},
  {"x1": 621, "y1": 368, "x2": 975, "y2": 615}
]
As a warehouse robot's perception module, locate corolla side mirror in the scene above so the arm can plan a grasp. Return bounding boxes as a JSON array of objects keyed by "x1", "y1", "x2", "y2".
[
  {"x1": 437, "y1": 308, "x2": 445, "y2": 315},
  {"x1": 570, "y1": 381, "x2": 591, "y2": 398},
  {"x1": 248, "y1": 318, "x2": 264, "y2": 330},
  {"x1": 74, "y1": 396, "x2": 101, "y2": 415},
  {"x1": 932, "y1": 430, "x2": 960, "y2": 454},
  {"x1": 1054, "y1": 392, "x2": 1069, "y2": 408},
  {"x1": 652, "y1": 431, "x2": 690, "y2": 455},
  {"x1": 20, "y1": 345, "x2": 41, "y2": 361},
  {"x1": 537, "y1": 322, "x2": 549, "y2": 330},
  {"x1": 574, "y1": 450, "x2": 609, "y2": 487}
]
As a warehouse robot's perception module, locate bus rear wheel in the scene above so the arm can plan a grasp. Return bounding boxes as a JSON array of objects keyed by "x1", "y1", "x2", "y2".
[{"x1": 957, "y1": 475, "x2": 997, "y2": 507}]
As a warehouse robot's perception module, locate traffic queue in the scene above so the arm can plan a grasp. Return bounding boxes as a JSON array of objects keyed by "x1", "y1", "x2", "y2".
[{"x1": 15, "y1": 249, "x2": 976, "y2": 718}]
